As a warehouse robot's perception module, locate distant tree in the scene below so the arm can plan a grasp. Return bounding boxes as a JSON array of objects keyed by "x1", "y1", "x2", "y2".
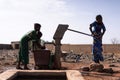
[{"x1": 111, "y1": 38, "x2": 119, "y2": 44}]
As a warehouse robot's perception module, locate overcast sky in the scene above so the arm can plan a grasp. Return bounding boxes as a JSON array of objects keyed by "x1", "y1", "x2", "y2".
[{"x1": 0, "y1": 0, "x2": 120, "y2": 44}]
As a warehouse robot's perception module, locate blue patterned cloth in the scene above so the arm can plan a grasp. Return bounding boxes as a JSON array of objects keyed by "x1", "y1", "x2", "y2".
[
  {"x1": 90, "y1": 21, "x2": 106, "y2": 63},
  {"x1": 92, "y1": 37, "x2": 104, "y2": 62}
]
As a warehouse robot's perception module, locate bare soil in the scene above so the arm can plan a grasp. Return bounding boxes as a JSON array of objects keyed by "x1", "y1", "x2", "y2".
[{"x1": 0, "y1": 50, "x2": 120, "y2": 80}]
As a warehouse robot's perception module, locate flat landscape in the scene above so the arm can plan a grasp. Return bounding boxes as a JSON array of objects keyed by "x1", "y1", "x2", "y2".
[{"x1": 0, "y1": 49, "x2": 120, "y2": 80}]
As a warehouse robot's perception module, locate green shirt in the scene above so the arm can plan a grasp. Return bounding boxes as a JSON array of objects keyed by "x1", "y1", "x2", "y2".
[{"x1": 21, "y1": 30, "x2": 41, "y2": 42}]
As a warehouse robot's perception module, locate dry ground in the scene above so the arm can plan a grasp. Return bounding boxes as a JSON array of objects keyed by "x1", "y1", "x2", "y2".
[{"x1": 0, "y1": 50, "x2": 120, "y2": 80}]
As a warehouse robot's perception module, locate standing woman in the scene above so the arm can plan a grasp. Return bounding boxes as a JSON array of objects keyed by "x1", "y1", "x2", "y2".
[
  {"x1": 89, "y1": 15, "x2": 106, "y2": 63},
  {"x1": 16, "y1": 23, "x2": 42, "y2": 70}
]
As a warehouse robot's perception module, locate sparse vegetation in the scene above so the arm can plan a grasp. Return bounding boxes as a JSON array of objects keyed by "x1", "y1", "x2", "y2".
[{"x1": 0, "y1": 48, "x2": 120, "y2": 79}]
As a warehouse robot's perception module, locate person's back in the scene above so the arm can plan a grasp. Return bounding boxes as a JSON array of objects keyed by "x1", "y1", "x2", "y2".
[{"x1": 20, "y1": 30, "x2": 37, "y2": 43}]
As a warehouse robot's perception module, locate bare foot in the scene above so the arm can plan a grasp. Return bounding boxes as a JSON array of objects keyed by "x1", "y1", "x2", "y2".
[
  {"x1": 24, "y1": 67, "x2": 31, "y2": 70},
  {"x1": 16, "y1": 66, "x2": 23, "y2": 70}
]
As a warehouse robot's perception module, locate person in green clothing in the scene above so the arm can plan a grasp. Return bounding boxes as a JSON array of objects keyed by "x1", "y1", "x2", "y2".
[{"x1": 16, "y1": 23, "x2": 43, "y2": 70}]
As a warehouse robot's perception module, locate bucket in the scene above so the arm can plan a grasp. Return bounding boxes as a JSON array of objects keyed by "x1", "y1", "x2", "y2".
[{"x1": 33, "y1": 50, "x2": 51, "y2": 66}]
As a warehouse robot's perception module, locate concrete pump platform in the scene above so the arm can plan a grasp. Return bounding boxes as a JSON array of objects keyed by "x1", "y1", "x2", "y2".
[{"x1": 0, "y1": 70, "x2": 84, "y2": 80}]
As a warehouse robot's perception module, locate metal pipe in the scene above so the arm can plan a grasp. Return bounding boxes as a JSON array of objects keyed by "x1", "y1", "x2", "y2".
[{"x1": 67, "y1": 28, "x2": 92, "y2": 37}]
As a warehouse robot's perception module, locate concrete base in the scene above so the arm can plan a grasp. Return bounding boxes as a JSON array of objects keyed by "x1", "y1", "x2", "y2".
[{"x1": 0, "y1": 70, "x2": 85, "y2": 80}]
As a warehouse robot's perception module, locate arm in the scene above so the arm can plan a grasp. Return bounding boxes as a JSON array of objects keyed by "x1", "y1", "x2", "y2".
[
  {"x1": 89, "y1": 24, "x2": 93, "y2": 34},
  {"x1": 89, "y1": 21, "x2": 96, "y2": 35},
  {"x1": 36, "y1": 32, "x2": 42, "y2": 48},
  {"x1": 97, "y1": 24, "x2": 106, "y2": 39},
  {"x1": 36, "y1": 32, "x2": 46, "y2": 49},
  {"x1": 89, "y1": 23, "x2": 96, "y2": 36},
  {"x1": 31, "y1": 31, "x2": 44, "y2": 50},
  {"x1": 90, "y1": 22, "x2": 101, "y2": 39},
  {"x1": 101, "y1": 25, "x2": 106, "y2": 36}
]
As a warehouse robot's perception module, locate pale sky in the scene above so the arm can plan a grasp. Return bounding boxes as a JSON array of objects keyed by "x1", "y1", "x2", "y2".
[{"x1": 0, "y1": 0, "x2": 120, "y2": 44}]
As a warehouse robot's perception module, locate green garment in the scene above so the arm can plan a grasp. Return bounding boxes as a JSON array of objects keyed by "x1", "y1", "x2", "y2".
[{"x1": 18, "y1": 30, "x2": 41, "y2": 64}]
